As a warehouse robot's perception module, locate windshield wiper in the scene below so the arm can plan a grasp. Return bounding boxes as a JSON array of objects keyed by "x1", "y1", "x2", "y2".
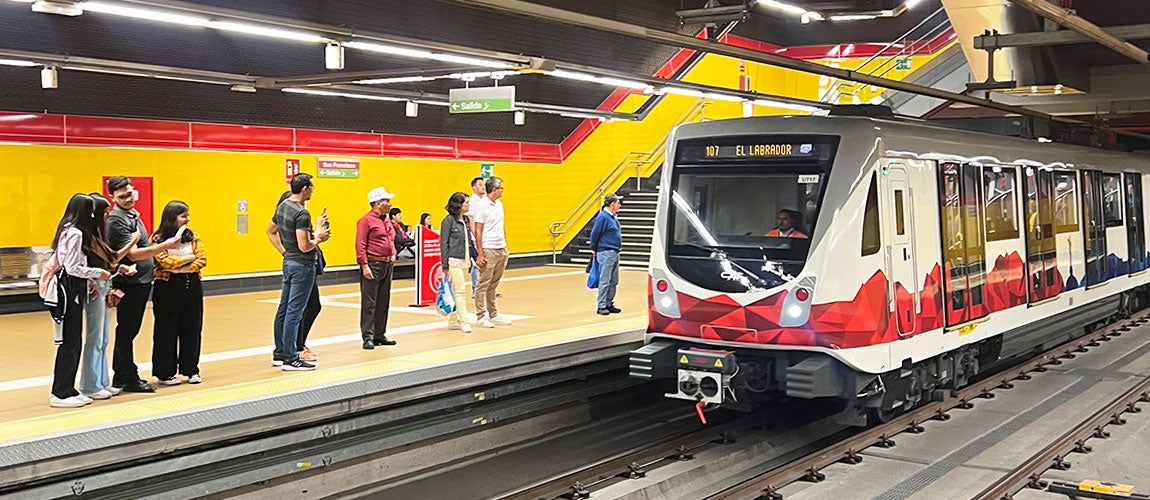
[{"x1": 676, "y1": 241, "x2": 770, "y2": 289}]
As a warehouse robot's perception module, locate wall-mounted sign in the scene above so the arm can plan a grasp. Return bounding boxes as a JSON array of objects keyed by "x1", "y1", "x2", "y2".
[
  {"x1": 285, "y1": 158, "x2": 301, "y2": 185},
  {"x1": 480, "y1": 163, "x2": 495, "y2": 179},
  {"x1": 317, "y1": 158, "x2": 360, "y2": 178},
  {"x1": 449, "y1": 86, "x2": 515, "y2": 114},
  {"x1": 895, "y1": 58, "x2": 912, "y2": 71}
]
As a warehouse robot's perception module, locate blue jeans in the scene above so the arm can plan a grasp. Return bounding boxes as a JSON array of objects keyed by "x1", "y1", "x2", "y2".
[
  {"x1": 273, "y1": 260, "x2": 316, "y2": 362},
  {"x1": 596, "y1": 250, "x2": 620, "y2": 310},
  {"x1": 470, "y1": 263, "x2": 480, "y2": 290},
  {"x1": 80, "y1": 280, "x2": 111, "y2": 394}
]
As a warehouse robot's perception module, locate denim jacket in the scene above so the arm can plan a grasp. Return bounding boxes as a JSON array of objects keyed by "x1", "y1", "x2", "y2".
[{"x1": 439, "y1": 215, "x2": 478, "y2": 268}]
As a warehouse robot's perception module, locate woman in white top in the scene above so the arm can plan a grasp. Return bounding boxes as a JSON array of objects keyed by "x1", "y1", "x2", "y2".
[{"x1": 50, "y1": 194, "x2": 113, "y2": 408}]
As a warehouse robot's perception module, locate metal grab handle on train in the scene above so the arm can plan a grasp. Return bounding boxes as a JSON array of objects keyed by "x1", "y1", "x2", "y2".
[{"x1": 903, "y1": 248, "x2": 909, "y2": 261}]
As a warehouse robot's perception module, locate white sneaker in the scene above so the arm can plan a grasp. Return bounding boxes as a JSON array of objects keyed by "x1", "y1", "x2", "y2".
[
  {"x1": 448, "y1": 322, "x2": 462, "y2": 330},
  {"x1": 476, "y1": 317, "x2": 495, "y2": 328},
  {"x1": 105, "y1": 386, "x2": 122, "y2": 396},
  {"x1": 490, "y1": 315, "x2": 513, "y2": 326},
  {"x1": 187, "y1": 374, "x2": 202, "y2": 384},
  {"x1": 158, "y1": 377, "x2": 180, "y2": 386},
  {"x1": 49, "y1": 396, "x2": 87, "y2": 408},
  {"x1": 85, "y1": 389, "x2": 114, "y2": 400},
  {"x1": 77, "y1": 394, "x2": 93, "y2": 404},
  {"x1": 270, "y1": 359, "x2": 284, "y2": 367},
  {"x1": 461, "y1": 323, "x2": 473, "y2": 333}
]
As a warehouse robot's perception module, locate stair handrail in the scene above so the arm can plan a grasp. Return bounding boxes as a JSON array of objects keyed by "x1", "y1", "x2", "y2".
[
  {"x1": 821, "y1": 7, "x2": 950, "y2": 104},
  {"x1": 548, "y1": 98, "x2": 707, "y2": 262}
]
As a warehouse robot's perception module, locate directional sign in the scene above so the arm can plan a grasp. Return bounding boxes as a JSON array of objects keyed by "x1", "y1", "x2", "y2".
[
  {"x1": 317, "y1": 158, "x2": 360, "y2": 179},
  {"x1": 449, "y1": 86, "x2": 515, "y2": 114}
]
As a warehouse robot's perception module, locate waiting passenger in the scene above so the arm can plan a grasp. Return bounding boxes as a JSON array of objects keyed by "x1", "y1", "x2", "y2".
[
  {"x1": 389, "y1": 207, "x2": 416, "y2": 259},
  {"x1": 765, "y1": 209, "x2": 808, "y2": 239},
  {"x1": 271, "y1": 191, "x2": 322, "y2": 363},
  {"x1": 419, "y1": 212, "x2": 435, "y2": 233},
  {"x1": 439, "y1": 192, "x2": 479, "y2": 333},
  {"x1": 474, "y1": 176, "x2": 512, "y2": 327},
  {"x1": 357, "y1": 187, "x2": 399, "y2": 349},
  {"x1": 79, "y1": 193, "x2": 138, "y2": 401},
  {"x1": 590, "y1": 193, "x2": 623, "y2": 315},
  {"x1": 151, "y1": 201, "x2": 207, "y2": 386},
  {"x1": 466, "y1": 177, "x2": 487, "y2": 294},
  {"x1": 49, "y1": 194, "x2": 113, "y2": 408}
]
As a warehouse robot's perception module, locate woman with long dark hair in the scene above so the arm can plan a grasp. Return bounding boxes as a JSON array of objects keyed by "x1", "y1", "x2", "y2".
[
  {"x1": 79, "y1": 193, "x2": 138, "y2": 400},
  {"x1": 419, "y1": 213, "x2": 434, "y2": 232},
  {"x1": 440, "y1": 192, "x2": 478, "y2": 333},
  {"x1": 151, "y1": 201, "x2": 207, "y2": 385},
  {"x1": 50, "y1": 194, "x2": 112, "y2": 408}
]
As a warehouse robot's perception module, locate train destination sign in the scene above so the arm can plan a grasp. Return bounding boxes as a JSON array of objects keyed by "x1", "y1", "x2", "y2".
[{"x1": 679, "y1": 142, "x2": 817, "y2": 162}]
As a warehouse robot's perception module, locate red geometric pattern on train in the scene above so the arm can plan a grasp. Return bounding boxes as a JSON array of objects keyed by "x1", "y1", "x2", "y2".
[{"x1": 648, "y1": 264, "x2": 946, "y2": 349}]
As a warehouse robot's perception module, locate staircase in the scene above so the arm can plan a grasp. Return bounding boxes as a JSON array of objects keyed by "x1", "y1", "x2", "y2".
[{"x1": 567, "y1": 174, "x2": 660, "y2": 268}]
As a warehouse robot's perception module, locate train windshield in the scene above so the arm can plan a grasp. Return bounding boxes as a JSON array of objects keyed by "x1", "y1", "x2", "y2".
[{"x1": 667, "y1": 169, "x2": 827, "y2": 293}]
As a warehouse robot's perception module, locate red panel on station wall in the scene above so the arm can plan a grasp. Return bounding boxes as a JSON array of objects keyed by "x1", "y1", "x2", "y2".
[
  {"x1": 457, "y1": 138, "x2": 521, "y2": 161},
  {"x1": 520, "y1": 142, "x2": 562, "y2": 163},
  {"x1": 66, "y1": 116, "x2": 190, "y2": 147},
  {"x1": 382, "y1": 134, "x2": 457, "y2": 158},
  {"x1": 295, "y1": 129, "x2": 383, "y2": 155},
  {"x1": 561, "y1": 119, "x2": 598, "y2": 158},
  {"x1": 0, "y1": 112, "x2": 65, "y2": 143},
  {"x1": 190, "y1": 123, "x2": 294, "y2": 152},
  {"x1": 653, "y1": 49, "x2": 697, "y2": 79}
]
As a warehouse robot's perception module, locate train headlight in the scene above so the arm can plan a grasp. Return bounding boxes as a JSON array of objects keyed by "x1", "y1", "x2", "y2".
[
  {"x1": 651, "y1": 268, "x2": 680, "y2": 318},
  {"x1": 779, "y1": 276, "x2": 817, "y2": 327}
]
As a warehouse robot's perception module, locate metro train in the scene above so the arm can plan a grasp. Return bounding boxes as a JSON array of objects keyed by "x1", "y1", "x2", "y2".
[{"x1": 628, "y1": 112, "x2": 1150, "y2": 425}]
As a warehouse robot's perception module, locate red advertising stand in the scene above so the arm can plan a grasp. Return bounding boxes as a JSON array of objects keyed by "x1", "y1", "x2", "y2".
[{"x1": 413, "y1": 225, "x2": 442, "y2": 306}]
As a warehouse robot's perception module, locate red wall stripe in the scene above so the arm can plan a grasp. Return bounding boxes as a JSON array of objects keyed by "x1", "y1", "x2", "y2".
[
  {"x1": 66, "y1": 115, "x2": 190, "y2": 147},
  {"x1": 295, "y1": 129, "x2": 383, "y2": 156},
  {"x1": 457, "y1": 138, "x2": 521, "y2": 161},
  {"x1": 190, "y1": 123, "x2": 295, "y2": 152},
  {"x1": 0, "y1": 112, "x2": 66, "y2": 143},
  {"x1": 382, "y1": 134, "x2": 458, "y2": 159}
]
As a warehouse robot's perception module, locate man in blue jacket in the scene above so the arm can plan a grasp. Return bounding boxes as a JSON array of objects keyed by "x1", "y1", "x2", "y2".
[{"x1": 590, "y1": 193, "x2": 623, "y2": 315}]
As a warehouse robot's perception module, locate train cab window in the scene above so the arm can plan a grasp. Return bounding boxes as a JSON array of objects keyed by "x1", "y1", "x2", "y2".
[
  {"x1": 983, "y1": 167, "x2": 1020, "y2": 241},
  {"x1": 1053, "y1": 171, "x2": 1079, "y2": 233},
  {"x1": 1103, "y1": 173, "x2": 1124, "y2": 227},
  {"x1": 862, "y1": 173, "x2": 881, "y2": 256}
]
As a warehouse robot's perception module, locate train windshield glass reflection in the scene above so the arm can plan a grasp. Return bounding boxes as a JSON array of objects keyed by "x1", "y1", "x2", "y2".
[{"x1": 667, "y1": 171, "x2": 825, "y2": 292}]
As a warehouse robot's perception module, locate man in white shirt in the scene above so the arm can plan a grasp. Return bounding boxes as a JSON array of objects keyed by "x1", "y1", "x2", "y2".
[
  {"x1": 473, "y1": 176, "x2": 511, "y2": 327},
  {"x1": 465, "y1": 177, "x2": 486, "y2": 293}
]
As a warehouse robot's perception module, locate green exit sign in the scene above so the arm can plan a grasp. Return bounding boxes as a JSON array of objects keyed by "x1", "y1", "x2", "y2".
[
  {"x1": 895, "y1": 58, "x2": 912, "y2": 71},
  {"x1": 449, "y1": 86, "x2": 516, "y2": 114}
]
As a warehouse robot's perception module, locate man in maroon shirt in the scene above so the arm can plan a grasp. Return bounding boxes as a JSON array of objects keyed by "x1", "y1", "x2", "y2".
[{"x1": 356, "y1": 187, "x2": 398, "y2": 350}]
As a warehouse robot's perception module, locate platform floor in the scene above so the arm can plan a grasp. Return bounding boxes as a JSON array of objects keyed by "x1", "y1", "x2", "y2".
[{"x1": 0, "y1": 266, "x2": 648, "y2": 444}]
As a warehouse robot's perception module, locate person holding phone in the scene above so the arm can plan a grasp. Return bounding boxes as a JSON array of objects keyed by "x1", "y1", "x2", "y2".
[
  {"x1": 269, "y1": 191, "x2": 322, "y2": 363},
  {"x1": 268, "y1": 173, "x2": 328, "y2": 371},
  {"x1": 151, "y1": 201, "x2": 207, "y2": 385}
]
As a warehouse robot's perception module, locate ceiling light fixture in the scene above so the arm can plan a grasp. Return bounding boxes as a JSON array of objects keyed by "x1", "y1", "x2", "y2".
[
  {"x1": 355, "y1": 76, "x2": 436, "y2": 85},
  {"x1": 282, "y1": 87, "x2": 406, "y2": 101},
  {"x1": 830, "y1": 14, "x2": 878, "y2": 21},
  {"x1": 547, "y1": 69, "x2": 653, "y2": 91},
  {"x1": 0, "y1": 59, "x2": 38, "y2": 67},
  {"x1": 660, "y1": 86, "x2": 744, "y2": 102},
  {"x1": 229, "y1": 84, "x2": 256, "y2": 93},
  {"x1": 81, "y1": 2, "x2": 210, "y2": 26},
  {"x1": 30, "y1": 0, "x2": 81, "y2": 16},
  {"x1": 755, "y1": 0, "x2": 822, "y2": 21},
  {"x1": 207, "y1": 21, "x2": 329, "y2": 43},
  {"x1": 325, "y1": 42, "x2": 344, "y2": 70},
  {"x1": 751, "y1": 98, "x2": 826, "y2": 114},
  {"x1": 343, "y1": 41, "x2": 511, "y2": 69},
  {"x1": 40, "y1": 66, "x2": 57, "y2": 89}
]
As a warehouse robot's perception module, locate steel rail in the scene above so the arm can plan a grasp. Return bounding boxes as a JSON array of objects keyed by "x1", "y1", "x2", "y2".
[
  {"x1": 974, "y1": 367, "x2": 1150, "y2": 499},
  {"x1": 708, "y1": 312, "x2": 1150, "y2": 500}
]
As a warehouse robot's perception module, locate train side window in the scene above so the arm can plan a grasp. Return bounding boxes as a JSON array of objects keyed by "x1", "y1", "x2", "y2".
[
  {"x1": 983, "y1": 167, "x2": 1019, "y2": 241},
  {"x1": 861, "y1": 172, "x2": 881, "y2": 256},
  {"x1": 1053, "y1": 171, "x2": 1079, "y2": 233},
  {"x1": 894, "y1": 189, "x2": 906, "y2": 235},
  {"x1": 1103, "y1": 173, "x2": 1123, "y2": 227}
]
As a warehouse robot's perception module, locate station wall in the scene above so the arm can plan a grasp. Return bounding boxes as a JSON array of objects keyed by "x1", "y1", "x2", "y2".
[{"x1": 0, "y1": 44, "x2": 949, "y2": 276}]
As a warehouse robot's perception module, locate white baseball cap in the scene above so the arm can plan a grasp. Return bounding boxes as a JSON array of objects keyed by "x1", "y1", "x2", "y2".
[{"x1": 367, "y1": 187, "x2": 395, "y2": 203}]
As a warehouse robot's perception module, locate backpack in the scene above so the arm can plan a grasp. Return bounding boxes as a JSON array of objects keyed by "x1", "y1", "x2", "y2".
[{"x1": 38, "y1": 250, "x2": 69, "y2": 344}]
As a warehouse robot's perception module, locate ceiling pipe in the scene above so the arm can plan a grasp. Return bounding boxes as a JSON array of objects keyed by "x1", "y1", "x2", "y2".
[{"x1": 1006, "y1": 0, "x2": 1149, "y2": 64}]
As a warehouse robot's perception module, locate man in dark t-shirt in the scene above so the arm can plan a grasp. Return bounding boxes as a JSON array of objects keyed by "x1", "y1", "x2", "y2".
[
  {"x1": 266, "y1": 173, "x2": 329, "y2": 371},
  {"x1": 105, "y1": 176, "x2": 179, "y2": 393}
]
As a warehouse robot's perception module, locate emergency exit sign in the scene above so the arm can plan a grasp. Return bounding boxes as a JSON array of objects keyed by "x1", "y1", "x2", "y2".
[
  {"x1": 449, "y1": 86, "x2": 515, "y2": 114},
  {"x1": 895, "y1": 58, "x2": 912, "y2": 71}
]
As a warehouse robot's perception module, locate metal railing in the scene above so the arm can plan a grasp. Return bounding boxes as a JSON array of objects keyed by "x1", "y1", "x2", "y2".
[
  {"x1": 821, "y1": 7, "x2": 952, "y2": 105},
  {"x1": 548, "y1": 98, "x2": 708, "y2": 263}
]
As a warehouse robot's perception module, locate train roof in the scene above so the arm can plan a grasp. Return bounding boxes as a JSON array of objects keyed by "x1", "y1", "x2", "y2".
[{"x1": 671, "y1": 116, "x2": 1147, "y2": 172}]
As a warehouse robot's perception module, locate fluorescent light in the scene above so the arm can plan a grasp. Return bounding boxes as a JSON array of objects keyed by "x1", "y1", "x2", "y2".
[
  {"x1": 547, "y1": 69, "x2": 653, "y2": 91},
  {"x1": 0, "y1": 59, "x2": 37, "y2": 67},
  {"x1": 751, "y1": 99, "x2": 825, "y2": 114},
  {"x1": 282, "y1": 87, "x2": 405, "y2": 101},
  {"x1": 661, "y1": 86, "x2": 744, "y2": 102},
  {"x1": 830, "y1": 14, "x2": 878, "y2": 21},
  {"x1": 208, "y1": 21, "x2": 329, "y2": 43},
  {"x1": 355, "y1": 76, "x2": 435, "y2": 85},
  {"x1": 559, "y1": 111, "x2": 607, "y2": 120},
  {"x1": 81, "y1": 2, "x2": 210, "y2": 26},
  {"x1": 344, "y1": 41, "x2": 511, "y2": 69},
  {"x1": 756, "y1": 0, "x2": 807, "y2": 16},
  {"x1": 414, "y1": 99, "x2": 451, "y2": 107},
  {"x1": 905, "y1": 0, "x2": 923, "y2": 7}
]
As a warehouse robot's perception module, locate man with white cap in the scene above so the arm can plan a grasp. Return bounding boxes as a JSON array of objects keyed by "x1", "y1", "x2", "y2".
[{"x1": 356, "y1": 187, "x2": 398, "y2": 350}]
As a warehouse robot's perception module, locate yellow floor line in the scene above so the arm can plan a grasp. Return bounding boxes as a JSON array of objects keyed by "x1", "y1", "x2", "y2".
[{"x1": 1, "y1": 317, "x2": 645, "y2": 445}]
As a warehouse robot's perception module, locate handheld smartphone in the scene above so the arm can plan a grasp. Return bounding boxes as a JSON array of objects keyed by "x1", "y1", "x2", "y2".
[
  {"x1": 174, "y1": 224, "x2": 187, "y2": 240},
  {"x1": 322, "y1": 207, "x2": 330, "y2": 231}
]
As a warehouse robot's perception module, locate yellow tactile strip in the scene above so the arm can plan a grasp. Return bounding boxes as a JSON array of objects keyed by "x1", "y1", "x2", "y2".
[{"x1": 1, "y1": 317, "x2": 644, "y2": 445}]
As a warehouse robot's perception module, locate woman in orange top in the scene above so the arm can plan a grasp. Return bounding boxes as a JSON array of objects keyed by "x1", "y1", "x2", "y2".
[{"x1": 151, "y1": 201, "x2": 207, "y2": 386}]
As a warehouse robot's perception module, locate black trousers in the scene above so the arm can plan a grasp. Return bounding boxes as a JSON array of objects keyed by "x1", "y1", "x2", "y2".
[
  {"x1": 51, "y1": 276, "x2": 85, "y2": 399},
  {"x1": 300, "y1": 280, "x2": 321, "y2": 350},
  {"x1": 112, "y1": 282, "x2": 152, "y2": 387},
  {"x1": 359, "y1": 261, "x2": 394, "y2": 341},
  {"x1": 151, "y1": 274, "x2": 204, "y2": 379}
]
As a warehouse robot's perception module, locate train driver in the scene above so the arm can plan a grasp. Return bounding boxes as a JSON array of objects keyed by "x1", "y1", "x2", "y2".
[{"x1": 765, "y1": 209, "x2": 808, "y2": 238}]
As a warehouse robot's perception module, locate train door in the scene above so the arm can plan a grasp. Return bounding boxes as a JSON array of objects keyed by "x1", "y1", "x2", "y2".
[
  {"x1": 982, "y1": 165, "x2": 1025, "y2": 312},
  {"x1": 1023, "y1": 167, "x2": 1060, "y2": 302},
  {"x1": 1081, "y1": 170, "x2": 1108, "y2": 286},
  {"x1": 882, "y1": 162, "x2": 917, "y2": 336},
  {"x1": 1126, "y1": 173, "x2": 1147, "y2": 273},
  {"x1": 939, "y1": 162, "x2": 988, "y2": 327}
]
